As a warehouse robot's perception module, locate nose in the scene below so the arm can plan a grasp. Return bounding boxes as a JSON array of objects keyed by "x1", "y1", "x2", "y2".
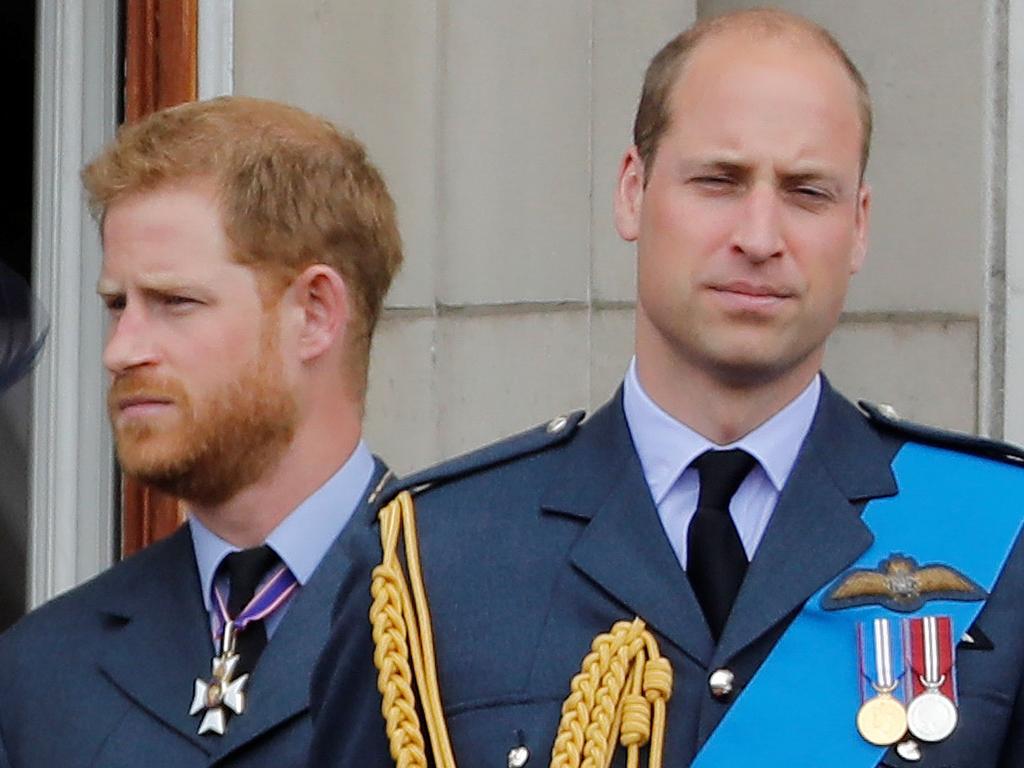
[
  {"x1": 732, "y1": 183, "x2": 784, "y2": 262},
  {"x1": 103, "y1": 303, "x2": 159, "y2": 375}
]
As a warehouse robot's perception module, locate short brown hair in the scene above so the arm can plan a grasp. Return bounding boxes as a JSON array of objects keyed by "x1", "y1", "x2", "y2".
[
  {"x1": 83, "y1": 95, "x2": 403, "y2": 400},
  {"x1": 634, "y1": 8, "x2": 872, "y2": 182}
]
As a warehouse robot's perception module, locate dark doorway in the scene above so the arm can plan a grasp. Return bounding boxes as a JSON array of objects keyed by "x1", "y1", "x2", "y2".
[{"x1": 0, "y1": 1, "x2": 37, "y2": 629}]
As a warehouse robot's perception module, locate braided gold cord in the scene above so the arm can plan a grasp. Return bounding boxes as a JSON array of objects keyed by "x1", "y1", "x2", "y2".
[
  {"x1": 550, "y1": 619, "x2": 673, "y2": 768},
  {"x1": 370, "y1": 492, "x2": 456, "y2": 768},
  {"x1": 369, "y1": 491, "x2": 674, "y2": 768}
]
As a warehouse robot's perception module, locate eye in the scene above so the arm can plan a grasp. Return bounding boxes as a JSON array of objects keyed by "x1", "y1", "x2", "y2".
[
  {"x1": 163, "y1": 295, "x2": 199, "y2": 307},
  {"x1": 795, "y1": 186, "x2": 827, "y2": 199},
  {"x1": 102, "y1": 295, "x2": 125, "y2": 315},
  {"x1": 693, "y1": 175, "x2": 735, "y2": 187}
]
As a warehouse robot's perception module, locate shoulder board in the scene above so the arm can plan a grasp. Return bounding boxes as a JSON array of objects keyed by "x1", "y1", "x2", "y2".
[
  {"x1": 858, "y1": 400, "x2": 1024, "y2": 467},
  {"x1": 370, "y1": 410, "x2": 586, "y2": 505}
]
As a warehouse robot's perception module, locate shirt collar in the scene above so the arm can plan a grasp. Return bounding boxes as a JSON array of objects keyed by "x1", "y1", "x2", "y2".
[
  {"x1": 622, "y1": 358, "x2": 820, "y2": 504},
  {"x1": 189, "y1": 439, "x2": 376, "y2": 612}
]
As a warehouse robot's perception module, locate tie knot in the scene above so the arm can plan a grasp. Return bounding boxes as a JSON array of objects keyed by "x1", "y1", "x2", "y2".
[
  {"x1": 222, "y1": 545, "x2": 280, "y2": 618},
  {"x1": 692, "y1": 449, "x2": 756, "y2": 511}
]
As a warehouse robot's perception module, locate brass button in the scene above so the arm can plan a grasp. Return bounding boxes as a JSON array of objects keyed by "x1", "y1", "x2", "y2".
[
  {"x1": 708, "y1": 668, "x2": 734, "y2": 698},
  {"x1": 896, "y1": 739, "x2": 922, "y2": 762},
  {"x1": 546, "y1": 415, "x2": 568, "y2": 434},
  {"x1": 507, "y1": 745, "x2": 530, "y2": 767},
  {"x1": 878, "y1": 403, "x2": 900, "y2": 420}
]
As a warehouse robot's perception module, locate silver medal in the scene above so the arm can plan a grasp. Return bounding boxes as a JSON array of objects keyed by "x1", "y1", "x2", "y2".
[
  {"x1": 906, "y1": 616, "x2": 958, "y2": 743},
  {"x1": 906, "y1": 690, "x2": 957, "y2": 743}
]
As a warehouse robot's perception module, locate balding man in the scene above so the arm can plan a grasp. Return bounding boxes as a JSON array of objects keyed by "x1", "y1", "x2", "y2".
[{"x1": 310, "y1": 10, "x2": 1024, "y2": 767}]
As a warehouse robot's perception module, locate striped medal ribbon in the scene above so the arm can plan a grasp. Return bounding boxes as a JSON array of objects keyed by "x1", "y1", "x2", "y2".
[{"x1": 856, "y1": 617, "x2": 909, "y2": 746}]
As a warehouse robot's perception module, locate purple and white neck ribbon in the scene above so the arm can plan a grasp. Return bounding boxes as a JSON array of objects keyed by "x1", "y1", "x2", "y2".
[{"x1": 212, "y1": 562, "x2": 299, "y2": 641}]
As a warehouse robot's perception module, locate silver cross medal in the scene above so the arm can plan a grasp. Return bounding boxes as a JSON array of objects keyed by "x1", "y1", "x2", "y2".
[{"x1": 189, "y1": 620, "x2": 249, "y2": 735}]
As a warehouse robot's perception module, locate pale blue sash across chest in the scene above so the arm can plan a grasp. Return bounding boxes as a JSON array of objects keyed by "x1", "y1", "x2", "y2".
[{"x1": 691, "y1": 442, "x2": 1024, "y2": 767}]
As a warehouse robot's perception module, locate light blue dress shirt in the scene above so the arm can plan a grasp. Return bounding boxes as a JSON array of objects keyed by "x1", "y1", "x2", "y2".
[
  {"x1": 622, "y1": 359, "x2": 820, "y2": 570},
  {"x1": 188, "y1": 439, "x2": 376, "y2": 639}
]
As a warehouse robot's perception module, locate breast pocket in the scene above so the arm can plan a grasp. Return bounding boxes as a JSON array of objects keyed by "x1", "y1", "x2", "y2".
[{"x1": 445, "y1": 697, "x2": 564, "y2": 768}]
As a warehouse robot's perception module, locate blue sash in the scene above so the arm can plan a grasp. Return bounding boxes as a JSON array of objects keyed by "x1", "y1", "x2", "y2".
[{"x1": 691, "y1": 442, "x2": 1024, "y2": 767}]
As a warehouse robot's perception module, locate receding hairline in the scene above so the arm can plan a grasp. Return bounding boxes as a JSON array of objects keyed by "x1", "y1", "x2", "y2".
[{"x1": 636, "y1": 7, "x2": 873, "y2": 178}]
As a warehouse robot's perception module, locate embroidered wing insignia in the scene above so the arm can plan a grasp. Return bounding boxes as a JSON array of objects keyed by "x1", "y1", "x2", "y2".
[{"x1": 822, "y1": 554, "x2": 986, "y2": 612}]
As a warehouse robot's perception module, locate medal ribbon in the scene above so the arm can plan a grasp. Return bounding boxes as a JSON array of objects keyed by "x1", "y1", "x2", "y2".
[
  {"x1": 690, "y1": 442, "x2": 1024, "y2": 767},
  {"x1": 212, "y1": 563, "x2": 299, "y2": 640},
  {"x1": 906, "y1": 615, "x2": 956, "y2": 701},
  {"x1": 857, "y1": 618, "x2": 907, "y2": 703}
]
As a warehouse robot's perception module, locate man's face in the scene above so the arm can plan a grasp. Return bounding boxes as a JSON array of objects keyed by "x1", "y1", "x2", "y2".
[
  {"x1": 617, "y1": 33, "x2": 870, "y2": 389},
  {"x1": 99, "y1": 184, "x2": 297, "y2": 506}
]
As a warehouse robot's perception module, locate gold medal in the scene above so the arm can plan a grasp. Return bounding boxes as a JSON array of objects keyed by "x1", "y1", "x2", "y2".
[
  {"x1": 855, "y1": 618, "x2": 910, "y2": 746},
  {"x1": 856, "y1": 692, "x2": 908, "y2": 746}
]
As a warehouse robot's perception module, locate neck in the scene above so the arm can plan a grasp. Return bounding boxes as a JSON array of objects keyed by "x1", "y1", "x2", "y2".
[
  {"x1": 634, "y1": 337, "x2": 821, "y2": 446},
  {"x1": 189, "y1": 406, "x2": 363, "y2": 548}
]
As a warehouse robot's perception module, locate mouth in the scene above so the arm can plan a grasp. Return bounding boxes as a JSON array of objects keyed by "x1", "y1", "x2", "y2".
[
  {"x1": 114, "y1": 395, "x2": 176, "y2": 419},
  {"x1": 707, "y1": 281, "x2": 796, "y2": 311}
]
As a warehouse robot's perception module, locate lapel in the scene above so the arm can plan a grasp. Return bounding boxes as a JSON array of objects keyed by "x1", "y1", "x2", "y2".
[
  {"x1": 213, "y1": 460, "x2": 388, "y2": 759},
  {"x1": 712, "y1": 380, "x2": 898, "y2": 665},
  {"x1": 541, "y1": 393, "x2": 716, "y2": 667},
  {"x1": 97, "y1": 527, "x2": 215, "y2": 755}
]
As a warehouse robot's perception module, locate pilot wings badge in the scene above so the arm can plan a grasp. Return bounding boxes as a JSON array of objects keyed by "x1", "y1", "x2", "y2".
[{"x1": 822, "y1": 554, "x2": 986, "y2": 612}]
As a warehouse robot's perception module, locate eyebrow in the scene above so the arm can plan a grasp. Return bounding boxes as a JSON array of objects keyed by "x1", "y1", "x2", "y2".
[
  {"x1": 96, "y1": 275, "x2": 201, "y2": 297},
  {"x1": 686, "y1": 158, "x2": 847, "y2": 190}
]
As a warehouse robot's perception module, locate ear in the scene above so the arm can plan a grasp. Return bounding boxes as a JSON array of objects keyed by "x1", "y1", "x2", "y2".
[
  {"x1": 287, "y1": 264, "x2": 350, "y2": 364},
  {"x1": 614, "y1": 146, "x2": 645, "y2": 243},
  {"x1": 850, "y1": 182, "x2": 871, "y2": 274}
]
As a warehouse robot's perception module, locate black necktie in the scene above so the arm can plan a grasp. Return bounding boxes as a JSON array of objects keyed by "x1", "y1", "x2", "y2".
[
  {"x1": 687, "y1": 449, "x2": 757, "y2": 642},
  {"x1": 222, "y1": 544, "x2": 280, "y2": 677}
]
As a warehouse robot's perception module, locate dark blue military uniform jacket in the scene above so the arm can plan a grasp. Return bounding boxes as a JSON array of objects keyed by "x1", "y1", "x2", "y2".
[
  {"x1": 309, "y1": 385, "x2": 1024, "y2": 767},
  {"x1": 0, "y1": 462, "x2": 388, "y2": 768}
]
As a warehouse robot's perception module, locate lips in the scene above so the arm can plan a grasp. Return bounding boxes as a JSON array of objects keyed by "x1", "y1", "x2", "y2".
[
  {"x1": 706, "y1": 280, "x2": 797, "y2": 313},
  {"x1": 116, "y1": 394, "x2": 174, "y2": 410},
  {"x1": 114, "y1": 395, "x2": 176, "y2": 421},
  {"x1": 711, "y1": 280, "x2": 795, "y2": 299},
  {"x1": 108, "y1": 376, "x2": 185, "y2": 423}
]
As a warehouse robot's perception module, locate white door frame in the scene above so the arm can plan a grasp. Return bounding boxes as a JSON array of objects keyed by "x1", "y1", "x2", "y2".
[
  {"x1": 29, "y1": 0, "x2": 237, "y2": 607},
  {"x1": 29, "y1": 0, "x2": 120, "y2": 606}
]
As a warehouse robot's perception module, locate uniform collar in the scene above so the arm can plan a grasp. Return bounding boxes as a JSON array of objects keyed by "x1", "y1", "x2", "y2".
[
  {"x1": 622, "y1": 358, "x2": 820, "y2": 504},
  {"x1": 188, "y1": 439, "x2": 376, "y2": 613}
]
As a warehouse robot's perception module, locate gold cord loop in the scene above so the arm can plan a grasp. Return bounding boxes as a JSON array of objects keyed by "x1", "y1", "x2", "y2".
[
  {"x1": 550, "y1": 619, "x2": 674, "y2": 768},
  {"x1": 369, "y1": 492, "x2": 674, "y2": 768}
]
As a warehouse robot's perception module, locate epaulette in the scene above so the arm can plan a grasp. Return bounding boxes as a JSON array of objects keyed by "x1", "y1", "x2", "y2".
[
  {"x1": 858, "y1": 400, "x2": 1024, "y2": 467},
  {"x1": 368, "y1": 410, "x2": 587, "y2": 505}
]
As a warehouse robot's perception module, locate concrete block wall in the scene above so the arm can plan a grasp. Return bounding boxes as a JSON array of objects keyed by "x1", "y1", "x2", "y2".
[
  {"x1": 235, "y1": 0, "x2": 1000, "y2": 471},
  {"x1": 702, "y1": 0, "x2": 999, "y2": 435},
  {"x1": 235, "y1": 0, "x2": 696, "y2": 472}
]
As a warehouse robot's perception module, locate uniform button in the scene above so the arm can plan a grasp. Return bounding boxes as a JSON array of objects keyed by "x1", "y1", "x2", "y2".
[
  {"x1": 896, "y1": 739, "x2": 922, "y2": 762},
  {"x1": 507, "y1": 745, "x2": 530, "y2": 767},
  {"x1": 546, "y1": 415, "x2": 569, "y2": 434},
  {"x1": 708, "y1": 668, "x2": 734, "y2": 699},
  {"x1": 878, "y1": 403, "x2": 900, "y2": 420}
]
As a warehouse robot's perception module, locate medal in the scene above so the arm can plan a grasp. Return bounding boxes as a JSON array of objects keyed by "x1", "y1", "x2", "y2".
[
  {"x1": 905, "y1": 616, "x2": 958, "y2": 742},
  {"x1": 857, "y1": 691, "x2": 908, "y2": 746},
  {"x1": 188, "y1": 562, "x2": 299, "y2": 735},
  {"x1": 855, "y1": 618, "x2": 909, "y2": 746},
  {"x1": 190, "y1": 621, "x2": 249, "y2": 735}
]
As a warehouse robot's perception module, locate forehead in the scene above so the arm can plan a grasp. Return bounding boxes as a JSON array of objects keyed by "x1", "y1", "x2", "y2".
[
  {"x1": 99, "y1": 184, "x2": 241, "y2": 285},
  {"x1": 663, "y1": 31, "x2": 862, "y2": 171}
]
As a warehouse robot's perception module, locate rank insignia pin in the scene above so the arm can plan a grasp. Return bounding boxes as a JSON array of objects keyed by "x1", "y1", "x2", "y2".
[{"x1": 823, "y1": 554, "x2": 985, "y2": 612}]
